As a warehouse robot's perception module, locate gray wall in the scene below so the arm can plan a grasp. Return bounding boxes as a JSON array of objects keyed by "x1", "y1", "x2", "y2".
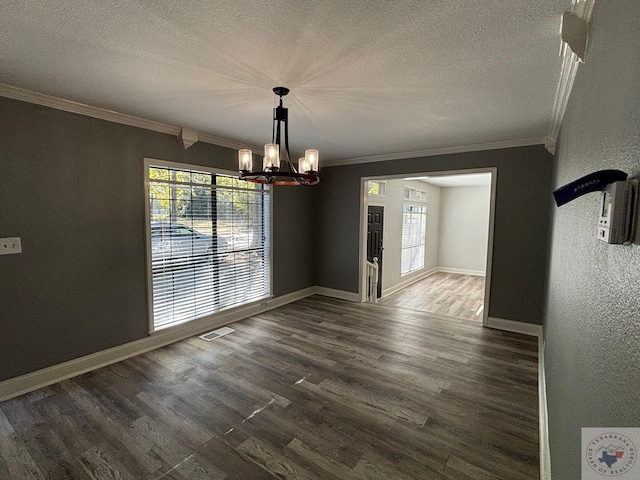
[
  {"x1": 317, "y1": 146, "x2": 553, "y2": 324},
  {"x1": 543, "y1": 1, "x2": 640, "y2": 478},
  {"x1": 271, "y1": 185, "x2": 317, "y2": 294},
  {"x1": 0, "y1": 97, "x2": 315, "y2": 382}
]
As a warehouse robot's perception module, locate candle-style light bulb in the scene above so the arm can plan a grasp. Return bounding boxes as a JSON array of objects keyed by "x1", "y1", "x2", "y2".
[
  {"x1": 264, "y1": 144, "x2": 280, "y2": 171},
  {"x1": 304, "y1": 149, "x2": 319, "y2": 173},
  {"x1": 299, "y1": 157, "x2": 310, "y2": 174},
  {"x1": 238, "y1": 149, "x2": 252, "y2": 172}
]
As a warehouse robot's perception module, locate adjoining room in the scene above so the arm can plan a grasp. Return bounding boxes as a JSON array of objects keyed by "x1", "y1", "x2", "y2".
[{"x1": 365, "y1": 172, "x2": 492, "y2": 323}]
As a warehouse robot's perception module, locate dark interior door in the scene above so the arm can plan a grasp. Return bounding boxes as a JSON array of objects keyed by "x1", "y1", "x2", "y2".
[{"x1": 367, "y1": 206, "x2": 384, "y2": 298}]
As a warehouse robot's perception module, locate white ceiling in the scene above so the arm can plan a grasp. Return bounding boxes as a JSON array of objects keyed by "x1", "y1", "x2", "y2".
[{"x1": 0, "y1": 0, "x2": 568, "y2": 163}]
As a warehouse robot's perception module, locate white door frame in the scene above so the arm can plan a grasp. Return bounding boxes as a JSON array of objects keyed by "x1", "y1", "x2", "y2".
[{"x1": 358, "y1": 167, "x2": 497, "y2": 327}]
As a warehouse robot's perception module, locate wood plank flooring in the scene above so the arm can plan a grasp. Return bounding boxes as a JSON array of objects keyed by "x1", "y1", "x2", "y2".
[
  {"x1": 379, "y1": 272, "x2": 485, "y2": 321},
  {"x1": 0, "y1": 295, "x2": 538, "y2": 479}
]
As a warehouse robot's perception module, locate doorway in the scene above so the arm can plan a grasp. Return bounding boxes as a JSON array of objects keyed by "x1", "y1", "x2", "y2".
[
  {"x1": 367, "y1": 206, "x2": 384, "y2": 299},
  {"x1": 359, "y1": 168, "x2": 496, "y2": 326}
]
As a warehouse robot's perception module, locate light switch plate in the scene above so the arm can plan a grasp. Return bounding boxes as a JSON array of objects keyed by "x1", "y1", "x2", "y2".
[{"x1": 0, "y1": 237, "x2": 22, "y2": 255}]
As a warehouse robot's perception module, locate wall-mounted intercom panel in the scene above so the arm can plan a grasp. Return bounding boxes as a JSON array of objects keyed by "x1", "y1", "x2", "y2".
[{"x1": 597, "y1": 180, "x2": 636, "y2": 244}]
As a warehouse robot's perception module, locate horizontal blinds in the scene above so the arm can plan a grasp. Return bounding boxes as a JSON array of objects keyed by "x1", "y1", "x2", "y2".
[
  {"x1": 401, "y1": 205, "x2": 426, "y2": 275},
  {"x1": 148, "y1": 166, "x2": 270, "y2": 330}
]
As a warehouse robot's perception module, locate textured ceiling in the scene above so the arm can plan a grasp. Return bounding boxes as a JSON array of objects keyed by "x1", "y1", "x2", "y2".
[{"x1": 0, "y1": 0, "x2": 568, "y2": 162}]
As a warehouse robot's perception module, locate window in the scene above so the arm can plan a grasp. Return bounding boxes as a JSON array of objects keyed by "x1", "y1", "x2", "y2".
[
  {"x1": 145, "y1": 160, "x2": 270, "y2": 331},
  {"x1": 404, "y1": 187, "x2": 426, "y2": 202},
  {"x1": 367, "y1": 180, "x2": 386, "y2": 196},
  {"x1": 401, "y1": 205, "x2": 426, "y2": 275}
]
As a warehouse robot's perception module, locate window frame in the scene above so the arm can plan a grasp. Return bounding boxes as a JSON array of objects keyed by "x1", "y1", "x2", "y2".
[
  {"x1": 400, "y1": 203, "x2": 427, "y2": 276},
  {"x1": 404, "y1": 187, "x2": 427, "y2": 202},
  {"x1": 367, "y1": 180, "x2": 386, "y2": 197},
  {"x1": 143, "y1": 157, "x2": 273, "y2": 333}
]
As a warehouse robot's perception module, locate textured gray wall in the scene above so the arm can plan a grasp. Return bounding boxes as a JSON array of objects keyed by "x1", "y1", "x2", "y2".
[
  {"x1": 316, "y1": 145, "x2": 553, "y2": 324},
  {"x1": 271, "y1": 185, "x2": 317, "y2": 295},
  {"x1": 544, "y1": 1, "x2": 640, "y2": 478},
  {"x1": 0, "y1": 97, "x2": 315, "y2": 382}
]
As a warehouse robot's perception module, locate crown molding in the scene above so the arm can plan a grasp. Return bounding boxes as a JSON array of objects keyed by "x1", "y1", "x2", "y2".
[
  {"x1": 321, "y1": 137, "x2": 547, "y2": 168},
  {"x1": 0, "y1": 83, "x2": 261, "y2": 154},
  {"x1": 0, "y1": 82, "x2": 177, "y2": 134},
  {"x1": 544, "y1": 136, "x2": 557, "y2": 155},
  {"x1": 549, "y1": 0, "x2": 596, "y2": 145},
  {"x1": 198, "y1": 132, "x2": 260, "y2": 153},
  {"x1": 549, "y1": 42, "x2": 581, "y2": 145}
]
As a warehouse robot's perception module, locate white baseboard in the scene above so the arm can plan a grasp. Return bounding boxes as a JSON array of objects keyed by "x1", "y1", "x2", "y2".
[
  {"x1": 382, "y1": 267, "x2": 439, "y2": 298},
  {"x1": 266, "y1": 287, "x2": 317, "y2": 309},
  {"x1": 486, "y1": 317, "x2": 542, "y2": 337},
  {"x1": 437, "y1": 267, "x2": 486, "y2": 276},
  {"x1": 538, "y1": 331, "x2": 551, "y2": 480},
  {"x1": 312, "y1": 286, "x2": 361, "y2": 302},
  {"x1": 0, "y1": 287, "x2": 316, "y2": 402}
]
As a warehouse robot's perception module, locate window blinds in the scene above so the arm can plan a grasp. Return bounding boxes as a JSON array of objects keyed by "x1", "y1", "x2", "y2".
[
  {"x1": 401, "y1": 205, "x2": 426, "y2": 275},
  {"x1": 147, "y1": 164, "x2": 270, "y2": 330}
]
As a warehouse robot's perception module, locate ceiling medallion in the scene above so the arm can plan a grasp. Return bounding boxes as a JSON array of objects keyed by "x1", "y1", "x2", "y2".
[{"x1": 238, "y1": 87, "x2": 319, "y2": 186}]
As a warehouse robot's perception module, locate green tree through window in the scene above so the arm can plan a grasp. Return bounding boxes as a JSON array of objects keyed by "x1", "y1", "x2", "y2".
[{"x1": 146, "y1": 162, "x2": 270, "y2": 330}]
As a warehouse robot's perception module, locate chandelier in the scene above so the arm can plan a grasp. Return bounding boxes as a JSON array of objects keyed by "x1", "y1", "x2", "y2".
[{"x1": 238, "y1": 87, "x2": 319, "y2": 186}]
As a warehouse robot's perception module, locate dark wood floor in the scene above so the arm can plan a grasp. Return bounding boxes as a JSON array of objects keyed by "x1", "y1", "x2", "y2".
[
  {"x1": 0, "y1": 296, "x2": 539, "y2": 479},
  {"x1": 379, "y1": 272, "x2": 485, "y2": 321}
]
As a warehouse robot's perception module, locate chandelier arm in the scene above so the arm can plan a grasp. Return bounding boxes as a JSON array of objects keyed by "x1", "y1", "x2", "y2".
[
  {"x1": 274, "y1": 112, "x2": 281, "y2": 156},
  {"x1": 283, "y1": 111, "x2": 298, "y2": 174},
  {"x1": 272, "y1": 107, "x2": 276, "y2": 146},
  {"x1": 239, "y1": 171, "x2": 319, "y2": 186},
  {"x1": 284, "y1": 118, "x2": 306, "y2": 186}
]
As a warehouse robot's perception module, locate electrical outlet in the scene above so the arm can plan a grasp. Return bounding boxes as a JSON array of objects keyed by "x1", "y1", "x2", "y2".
[{"x1": 0, "y1": 237, "x2": 22, "y2": 255}]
